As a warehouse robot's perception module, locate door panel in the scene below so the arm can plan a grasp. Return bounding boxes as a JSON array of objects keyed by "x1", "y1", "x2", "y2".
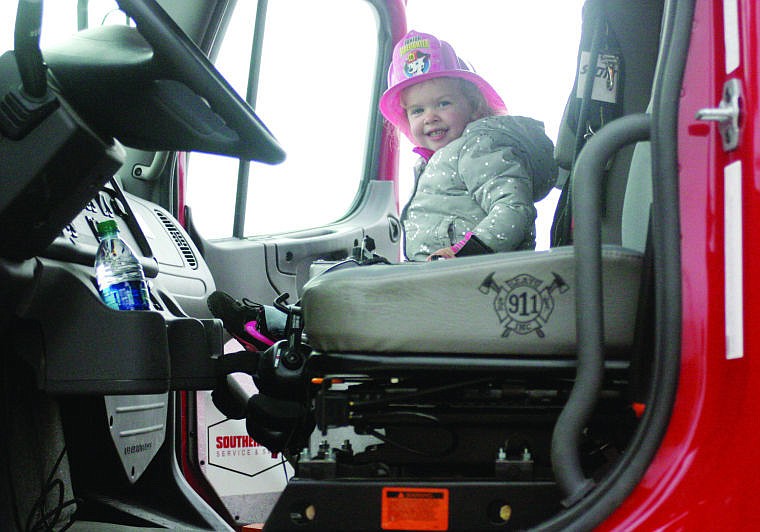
[{"x1": 193, "y1": 180, "x2": 399, "y2": 305}]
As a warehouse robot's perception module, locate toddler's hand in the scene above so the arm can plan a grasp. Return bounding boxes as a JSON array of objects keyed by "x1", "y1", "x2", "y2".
[{"x1": 426, "y1": 246, "x2": 457, "y2": 261}]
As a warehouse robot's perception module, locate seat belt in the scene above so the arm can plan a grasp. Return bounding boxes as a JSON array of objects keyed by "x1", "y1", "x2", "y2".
[{"x1": 551, "y1": 0, "x2": 623, "y2": 247}]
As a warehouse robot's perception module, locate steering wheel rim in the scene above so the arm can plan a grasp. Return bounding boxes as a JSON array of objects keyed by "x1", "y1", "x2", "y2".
[{"x1": 116, "y1": 0, "x2": 285, "y2": 164}]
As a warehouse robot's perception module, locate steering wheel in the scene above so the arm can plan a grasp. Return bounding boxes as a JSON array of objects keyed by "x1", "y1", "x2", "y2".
[{"x1": 115, "y1": 0, "x2": 285, "y2": 164}]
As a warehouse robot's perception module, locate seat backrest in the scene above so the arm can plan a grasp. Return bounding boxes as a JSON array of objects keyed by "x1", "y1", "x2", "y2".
[
  {"x1": 552, "y1": 0, "x2": 664, "y2": 247},
  {"x1": 621, "y1": 104, "x2": 653, "y2": 252},
  {"x1": 621, "y1": 0, "x2": 673, "y2": 252}
]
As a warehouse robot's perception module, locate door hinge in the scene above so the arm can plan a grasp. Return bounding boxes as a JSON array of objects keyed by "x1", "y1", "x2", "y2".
[{"x1": 696, "y1": 78, "x2": 742, "y2": 151}]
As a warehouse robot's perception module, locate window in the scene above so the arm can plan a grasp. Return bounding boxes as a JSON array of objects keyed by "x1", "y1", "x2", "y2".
[{"x1": 185, "y1": 0, "x2": 380, "y2": 239}]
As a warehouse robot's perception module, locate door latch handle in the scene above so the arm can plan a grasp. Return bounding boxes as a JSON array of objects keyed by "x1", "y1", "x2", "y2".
[{"x1": 696, "y1": 78, "x2": 742, "y2": 151}]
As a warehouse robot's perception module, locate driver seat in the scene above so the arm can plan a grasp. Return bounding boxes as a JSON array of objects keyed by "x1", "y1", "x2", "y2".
[{"x1": 300, "y1": 0, "x2": 661, "y2": 366}]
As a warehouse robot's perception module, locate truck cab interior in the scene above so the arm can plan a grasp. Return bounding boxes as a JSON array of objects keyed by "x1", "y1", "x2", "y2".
[{"x1": 0, "y1": 0, "x2": 690, "y2": 530}]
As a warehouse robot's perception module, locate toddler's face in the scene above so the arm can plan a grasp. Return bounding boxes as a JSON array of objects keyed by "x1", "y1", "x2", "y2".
[{"x1": 402, "y1": 78, "x2": 476, "y2": 151}]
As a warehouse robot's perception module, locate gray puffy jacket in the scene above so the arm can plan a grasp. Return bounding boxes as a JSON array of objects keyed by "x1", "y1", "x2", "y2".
[{"x1": 401, "y1": 115, "x2": 557, "y2": 261}]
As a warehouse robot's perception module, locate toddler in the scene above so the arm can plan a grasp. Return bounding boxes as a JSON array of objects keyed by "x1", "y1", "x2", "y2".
[{"x1": 379, "y1": 30, "x2": 557, "y2": 261}]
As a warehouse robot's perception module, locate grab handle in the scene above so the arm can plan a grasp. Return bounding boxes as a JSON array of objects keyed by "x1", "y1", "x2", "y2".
[{"x1": 551, "y1": 113, "x2": 651, "y2": 506}]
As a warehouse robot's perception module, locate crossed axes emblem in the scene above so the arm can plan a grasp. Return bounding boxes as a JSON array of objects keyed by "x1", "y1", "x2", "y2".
[{"x1": 480, "y1": 272, "x2": 569, "y2": 338}]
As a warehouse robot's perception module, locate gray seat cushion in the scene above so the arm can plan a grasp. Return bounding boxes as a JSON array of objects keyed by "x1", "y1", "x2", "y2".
[{"x1": 302, "y1": 246, "x2": 642, "y2": 356}]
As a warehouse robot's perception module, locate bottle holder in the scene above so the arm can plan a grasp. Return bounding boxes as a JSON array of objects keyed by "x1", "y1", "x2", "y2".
[{"x1": 15, "y1": 258, "x2": 221, "y2": 394}]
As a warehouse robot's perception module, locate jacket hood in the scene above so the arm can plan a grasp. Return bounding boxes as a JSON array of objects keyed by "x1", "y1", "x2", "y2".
[{"x1": 465, "y1": 115, "x2": 558, "y2": 202}]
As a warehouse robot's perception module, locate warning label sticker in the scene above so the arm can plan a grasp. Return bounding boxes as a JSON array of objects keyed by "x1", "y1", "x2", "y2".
[{"x1": 381, "y1": 487, "x2": 449, "y2": 531}]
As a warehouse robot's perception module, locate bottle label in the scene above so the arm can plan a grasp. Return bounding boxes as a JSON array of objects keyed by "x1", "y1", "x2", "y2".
[{"x1": 101, "y1": 280, "x2": 151, "y2": 311}]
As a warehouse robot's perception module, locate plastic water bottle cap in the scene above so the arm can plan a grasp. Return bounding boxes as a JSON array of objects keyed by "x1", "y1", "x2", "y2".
[{"x1": 96, "y1": 219, "x2": 119, "y2": 236}]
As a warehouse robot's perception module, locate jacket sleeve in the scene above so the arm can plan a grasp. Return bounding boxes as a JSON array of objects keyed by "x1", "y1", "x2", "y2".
[{"x1": 457, "y1": 131, "x2": 537, "y2": 251}]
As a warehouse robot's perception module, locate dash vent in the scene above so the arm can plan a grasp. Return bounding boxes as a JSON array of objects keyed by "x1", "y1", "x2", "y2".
[{"x1": 154, "y1": 209, "x2": 198, "y2": 269}]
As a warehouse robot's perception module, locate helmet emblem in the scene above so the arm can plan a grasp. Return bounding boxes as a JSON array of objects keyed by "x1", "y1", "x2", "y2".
[{"x1": 404, "y1": 50, "x2": 430, "y2": 77}]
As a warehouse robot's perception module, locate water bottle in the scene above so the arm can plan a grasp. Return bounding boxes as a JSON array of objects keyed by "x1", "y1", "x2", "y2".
[{"x1": 94, "y1": 219, "x2": 151, "y2": 310}]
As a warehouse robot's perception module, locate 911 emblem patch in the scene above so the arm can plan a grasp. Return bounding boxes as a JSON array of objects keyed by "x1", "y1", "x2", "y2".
[{"x1": 480, "y1": 272, "x2": 569, "y2": 338}]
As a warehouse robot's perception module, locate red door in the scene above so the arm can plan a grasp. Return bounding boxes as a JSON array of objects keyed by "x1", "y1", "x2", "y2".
[{"x1": 601, "y1": 0, "x2": 760, "y2": 527}]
